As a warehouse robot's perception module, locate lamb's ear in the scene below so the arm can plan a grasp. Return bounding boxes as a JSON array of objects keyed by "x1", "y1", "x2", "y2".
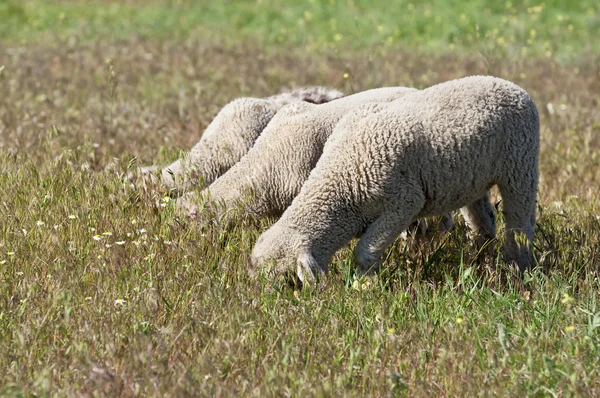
[{"x1": 297, "y1": 249, "x2": 319, "y2": 285}]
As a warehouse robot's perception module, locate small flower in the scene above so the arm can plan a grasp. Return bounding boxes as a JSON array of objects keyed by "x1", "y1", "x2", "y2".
[
  {"x1": 68, "y1": 214, "x2": 77, "y2": 220},
  {"x1": 7, "y1": 251, "x2": 15, "y2": 256},
  {"x1": 565, "y1": 325, "x2": 575, "y2": 333},
  {"x1": 115, "y1": 241, "x2": 126, "y2": 245},
  {"x1": 36, "y1": 220, "x2": 45, "y2": 227},
  {"x1": 561, "y1": 293, "x2": 574, "y2": 305},
  {"x1": 102, "y1": 231, "x2": 112, "y2": 236},
  {"x1": 114, "y1": 298, "x2": 126, "y2": 306},
  {"x1": 16, "y1": 271, "x2": 24, "y2": 276},
  {"x1": 456, "y1": 317, "x2": 463, "y2": 324},
  {"x1": 388, "y1": 327, "x2": 395, "y2": 334},
  {"x1": 22, "y1": 229, "x2": 28, "y2": 236},
  {"x1": 343, "y1": 72, "x2": 349, "y2": 79},
  {"x1": 138, "y1": 228, "x2": 147, "y2": 234},
  {"x1": 0, "y1": 260, "x2": 6, "y2": 265},
  {"x1": 93, "y1": 235, "x2": 102, "y2": 241}
]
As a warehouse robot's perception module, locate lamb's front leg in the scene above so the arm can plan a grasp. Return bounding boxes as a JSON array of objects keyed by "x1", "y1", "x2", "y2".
[
  {"x1": 460, "y1": 193, "x2": 497, "y2": 260},
  {"x1": 460, "y1": 193, "x2": 496, "y2": 240},
  {"x1": 354, "y1": 198, "x2": 424, "y2": 275}
]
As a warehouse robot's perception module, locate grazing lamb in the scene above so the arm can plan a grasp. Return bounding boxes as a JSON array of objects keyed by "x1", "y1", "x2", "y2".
[
  {"x1": 180, "y1": 86, "x2": 421, "y2": 219},
  {"x1": 137, "y1": 86, "x2": 344, "y2": 194},
  {"x1": 251, "y1": 76, "x2": 540, "y2": 282}
]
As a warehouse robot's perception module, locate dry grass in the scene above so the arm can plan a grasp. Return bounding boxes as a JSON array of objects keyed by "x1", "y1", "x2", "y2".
[{"x1": 1, "y1": 5, "x2": 600, "y2": 396}]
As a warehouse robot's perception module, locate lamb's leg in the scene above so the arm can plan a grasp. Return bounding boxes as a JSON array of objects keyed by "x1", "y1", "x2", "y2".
[
  {"x1": 497, "y1": 184, "x2": 537, "y2": 272},
  {"x1": 355, "y1": 201, "x2": 423, "y2": 275},
  {"x1": 406, "y1": 213, "x2": 455, "y2": 238},
  {"x1": 459, "y1": 193, "x2": 497, "y2": 261},
  {"x1": 461, "y1": 193, "x2": 496, "y2": 239}
]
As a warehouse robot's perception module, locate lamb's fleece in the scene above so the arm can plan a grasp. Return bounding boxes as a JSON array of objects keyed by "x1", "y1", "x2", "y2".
[
  {"x1": 138, "y1": 86, "x2": 344, "y2": 194},
  {"x1": 180, "y1": 87, "x2": 419, "y2": 218},
  {"x1": 251, "y1": 76, "x2": 540, "y2": 282}
]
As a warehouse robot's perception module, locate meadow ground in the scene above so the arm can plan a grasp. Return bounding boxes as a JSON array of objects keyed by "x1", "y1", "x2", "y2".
[{"x1": 1, "y1": 0, "x2": 600, "y2": 396}]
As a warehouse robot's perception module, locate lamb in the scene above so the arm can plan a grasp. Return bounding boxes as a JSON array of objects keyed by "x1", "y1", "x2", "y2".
[
  {"x1": 179, "y1": 86, "x2": 421, "y2": 219},
  {"x1": 250, "y1": 76, "x2": 540, "y2": 282},
  {"x1": 136, "y1": 86, "x2": 344, "y2": 194}
]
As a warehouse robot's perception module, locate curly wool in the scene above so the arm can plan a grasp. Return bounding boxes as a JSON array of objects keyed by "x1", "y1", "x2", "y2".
[
  {"x1": 183, "y1": 87, "x2": 419, "y2": 218},
  {"x1": 139, "y1": 86, "x2": 344, "y2": 194},
  {"x1": 251, "y1": 76, "x2": 540, "y2": 281}
]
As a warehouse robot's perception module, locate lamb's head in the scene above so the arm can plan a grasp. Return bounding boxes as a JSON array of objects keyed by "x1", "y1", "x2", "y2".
[{"x1": 250, "y1": 224, "x2": 322, "y2": 285}]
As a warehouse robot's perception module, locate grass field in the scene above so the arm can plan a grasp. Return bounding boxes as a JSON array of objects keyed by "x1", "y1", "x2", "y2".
[{"x1": 1, "y1": 0, "x2": 600, "y2": 396}]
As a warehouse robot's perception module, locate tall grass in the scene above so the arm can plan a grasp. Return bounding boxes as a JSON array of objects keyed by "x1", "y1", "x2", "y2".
[{"x1": 1, "y1": 1, "x2": 600, "y2": 395}]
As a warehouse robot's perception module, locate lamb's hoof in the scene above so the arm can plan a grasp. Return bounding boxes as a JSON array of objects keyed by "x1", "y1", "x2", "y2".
[
  {"x1": 356, "y1": 264, "x2": 380, "y2": 276},
  {"x1": 355, "y1": 251, "x2": 380, "y2": 276}
]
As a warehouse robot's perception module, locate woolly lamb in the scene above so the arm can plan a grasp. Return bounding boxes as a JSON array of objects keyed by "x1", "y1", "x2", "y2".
[
  {"x1": 180, "y1": 86, "x2": 420, "y2": 219},
  {"x1": 137, "y1": 86, "x2": 344, "y2": 194},
  {"x1": 251, "y1": 76, "x2": 540, "y2": 282}
]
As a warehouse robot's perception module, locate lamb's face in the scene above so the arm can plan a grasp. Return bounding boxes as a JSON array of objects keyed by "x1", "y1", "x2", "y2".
[{"x1": 250, "y1": 225, "x2": 299, "y2": 276}]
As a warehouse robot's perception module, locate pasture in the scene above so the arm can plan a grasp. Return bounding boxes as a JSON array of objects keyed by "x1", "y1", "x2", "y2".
[{"x1": 1, "y1": 0, "x2": 599, "y2": 395}]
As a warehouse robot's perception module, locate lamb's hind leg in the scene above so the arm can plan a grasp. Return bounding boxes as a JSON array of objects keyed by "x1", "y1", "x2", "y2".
[
  {"x1": 355, "y1": 197, "x2": 424, "y2": 275},
  {"x1": 497, "y1": 182, "x2": 537, "y2": 273}
]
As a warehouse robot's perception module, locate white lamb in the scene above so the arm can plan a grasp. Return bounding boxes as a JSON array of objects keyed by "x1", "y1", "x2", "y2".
[
  {"x1": 182, "y1": 87, "x2": 421, "y2": 219},
  {"x1": 137, "y1": 86, "x2": 344, "y2": 194},
  {"x1": 251, "y1": 76, "x2": 540, "y2": 282}
]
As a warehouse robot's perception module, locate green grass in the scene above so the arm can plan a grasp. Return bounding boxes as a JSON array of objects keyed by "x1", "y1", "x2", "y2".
[
  {"x1": 1, "y1": 0, "x2": 600, "y2": 396},
  {"x1": 1, "y1": 0, "x2": 600, "y2": 60}
]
